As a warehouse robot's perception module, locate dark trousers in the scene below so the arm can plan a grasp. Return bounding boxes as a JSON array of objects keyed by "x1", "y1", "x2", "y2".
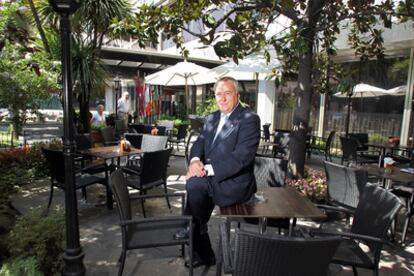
[{"x1": 185, "y1": 176, "x2": 216, "y2": 261}]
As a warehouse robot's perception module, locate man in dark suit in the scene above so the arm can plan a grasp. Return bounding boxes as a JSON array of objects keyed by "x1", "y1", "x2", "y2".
[{"x1": 182, "y1": 76, "x2": 261, "y2": 267}]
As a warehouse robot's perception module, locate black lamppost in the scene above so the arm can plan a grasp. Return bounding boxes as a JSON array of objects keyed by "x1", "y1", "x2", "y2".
[
  {"x1": 49, "y1": 1, "x2": 85, "y2": 275},
  {"x1": 113, "y1": 75, "x2": 121, "y2": 118}
]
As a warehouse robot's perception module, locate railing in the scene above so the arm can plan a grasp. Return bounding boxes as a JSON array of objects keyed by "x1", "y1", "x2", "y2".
[{"x1": 0, "y1": 131, "x2": 15, "y2": 149}]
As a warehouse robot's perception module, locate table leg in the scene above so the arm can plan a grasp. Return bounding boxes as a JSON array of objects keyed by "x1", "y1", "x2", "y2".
[
  {"x1": 288, "y1": 218, "x2": 296, "y2": 236},
  {"x1": 259, "y1": 217, "x2": 267, "y2": 234}
]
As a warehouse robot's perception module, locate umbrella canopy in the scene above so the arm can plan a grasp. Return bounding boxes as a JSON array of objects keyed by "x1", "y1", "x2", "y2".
[
  {"x1": 386, "y1": 85, "x2": 407, "y2": 95},
  {"x1": 334, "y1": 83, "x2": 388, "y2": 98},
  {"x1": 145, "y1": 61, "x2": 210, "y2": 115},
  {"x1": 145, "y1": 61, "x2": 210, "y2": 86},
  {"x1": 196, "y1": 51, "x2": 281, "y2": 84},
  {"x1": 334, "y1": 83, "x2": 388, "y2": 136}
]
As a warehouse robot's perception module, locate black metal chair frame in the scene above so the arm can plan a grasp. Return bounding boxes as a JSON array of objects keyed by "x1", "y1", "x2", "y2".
[{"x1": 109, "y1": 169, "x2": 193, "y2": 276}]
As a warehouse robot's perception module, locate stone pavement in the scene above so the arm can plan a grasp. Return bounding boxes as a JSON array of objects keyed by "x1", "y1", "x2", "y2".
[{"x1": 11, "y1": 154, "x2": 414, "y2": 276}]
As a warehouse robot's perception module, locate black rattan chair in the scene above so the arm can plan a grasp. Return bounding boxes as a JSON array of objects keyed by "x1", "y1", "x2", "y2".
[
  {"x1": 317, "y1": 161, "x2": 368, "y2": 225},
  {"x1": 100, "y1": 126, "x2": 118, "y2": 146},
  {"x1": 217, "y1": 221, "x2": 341, "y2": 276},
  {"x1": 74, "y1": 134, "x2": 108, "y2": 175},
  {"x1": 109, "y1": 169, "x2": 193, "y2": 276},
  {"x1": 340, "y1": 136, "x2": 378, "y2": 166},
  {"x1": 313, "y1": 184, "x2": 403, "y2": 276},
  {"x1": 42, "y1": 147, "x2": 111, "y2": 210},
  {"x1": 168, "y1": 124, "x2": 188, "y2": 151},
  {"x1": 272, "y1": 129, "x2": 290, "y2": 158},
  {"x1": 307, "y1": 131, "x2": 336, "y2": 161},
  {"x1": 241, "y1": 155, "x2": 290, "y2": 232},
  {"x1": 124, "y1": 133, "x2": 143, "y2": 149},
  {"x1": 123, "y1": 148, "x2": 172, "y2": 217}
]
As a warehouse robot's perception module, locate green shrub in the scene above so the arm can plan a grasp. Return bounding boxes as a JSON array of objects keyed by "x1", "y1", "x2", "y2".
[
  {"x1": 0, "y1": 257, "x2": 42, "y2": 276},
  {"x1": 7, "y1": 207, "x2": 65, "y2": 276}
]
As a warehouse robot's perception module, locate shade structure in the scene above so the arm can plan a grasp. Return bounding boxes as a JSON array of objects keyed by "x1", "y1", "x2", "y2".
[
  {"x1": 334, "y1": 83, "x2": 388, "y2": 136},
  {"x1": 145, "y1": 61, "x2": 210, "y2": 115},
  {"x1": 386, "y1": 85, "x2": 407, "y2": 95},
  {"x1": 334, "y1": 83, "x2": 388, "y2": 98},
  {"x1": 196, "y1": 51, "x2": 281, "y2": 84},
  {"x1": 145, "y1": 61, "x2": 210, "y2": 86}
]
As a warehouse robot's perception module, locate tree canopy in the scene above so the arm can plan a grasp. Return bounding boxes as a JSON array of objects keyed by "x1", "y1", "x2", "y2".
[{"x1": 121, "y1": 0, "x2": 414, "y2": 176}]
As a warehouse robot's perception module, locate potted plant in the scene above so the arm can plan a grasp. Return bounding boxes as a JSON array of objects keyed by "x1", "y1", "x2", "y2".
[{"x1": 90, "y1": 124, "x2": 105, "y2": 145}]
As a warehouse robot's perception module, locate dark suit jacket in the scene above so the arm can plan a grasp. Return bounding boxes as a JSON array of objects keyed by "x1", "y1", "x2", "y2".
[{"x1": 190, "y1": 104, "x2": 261, "y2": 207}]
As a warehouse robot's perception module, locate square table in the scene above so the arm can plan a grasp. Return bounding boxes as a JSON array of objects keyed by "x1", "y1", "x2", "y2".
[
  {"x1": 78, "y1": 146, "x2": 142, "y2": 209},
  {"x1": 79, "y1": 145, "x2": 142, "y2": 167},
  {"x1": 219, "y1": 186, "x2": 326, "y2": 235},
  {"x1": 356, "y1": 164, "x2": 414, "y2": 188}
]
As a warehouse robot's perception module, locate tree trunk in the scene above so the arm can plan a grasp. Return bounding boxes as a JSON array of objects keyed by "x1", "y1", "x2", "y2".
[
  {"x1": 288, "y1": 0, "x2": 323, "y2": 178},
  {"x1": 27, "y1": 0, "x2": 50, "y2": 54},
  {"x1": 289, "y1": 49, "x2": 313, "y2": 178}
]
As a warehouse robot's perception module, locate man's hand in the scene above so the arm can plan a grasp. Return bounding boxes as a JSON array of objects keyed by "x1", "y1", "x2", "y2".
[{"x1": 186, "y1": 160, "x2": 206, "y2": 180}]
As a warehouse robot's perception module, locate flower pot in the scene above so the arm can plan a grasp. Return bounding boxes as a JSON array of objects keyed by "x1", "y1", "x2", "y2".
[{"x1": 90, "y1": 130, "x2": 103, "y2": 147}]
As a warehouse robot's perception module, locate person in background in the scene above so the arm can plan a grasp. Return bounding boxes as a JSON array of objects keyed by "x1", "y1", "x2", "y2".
[
  {"x1": 90, "y1": 104, "x2": 106, "y2": 127},
  {"x1": 176, "y1": 76, "x2": 261, "y2": 268},
  {"x1": 117, "y1": 91, "x2": 130, "y2": 128}
]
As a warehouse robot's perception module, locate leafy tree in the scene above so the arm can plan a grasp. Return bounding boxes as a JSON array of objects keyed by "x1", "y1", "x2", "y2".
[
  {"x1": 125, "y1": 0, "x2": 414, "y2": 177},
  {"x1": 35, "y1": 0, "x2": 132, "y2": 133},
  {"x1": 0, "y1": 1, "x2": 59, "y2": 136}
]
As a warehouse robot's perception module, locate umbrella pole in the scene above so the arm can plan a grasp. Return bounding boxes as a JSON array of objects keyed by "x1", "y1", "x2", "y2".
[
  {"x1": 345, "y1": 95, "x2": 351, "y2": 137},
  {"x1": 185, "y1": 77, "x2": 189, "y2": 117}
]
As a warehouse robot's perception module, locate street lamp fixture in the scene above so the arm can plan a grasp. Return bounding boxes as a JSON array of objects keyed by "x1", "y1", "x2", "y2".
[
  {"x1": 113, "y1": 75, "x2": 121, "y2": 117},
  {"x1": 49, "y1": 0, "x2": 85, "y2": 275}
]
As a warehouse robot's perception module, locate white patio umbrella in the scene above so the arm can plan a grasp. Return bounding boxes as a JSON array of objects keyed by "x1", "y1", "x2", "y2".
[
  {"x1": 334, "y1": 83, "x2": 388, "y2": 135},
  {"x1": 386, "y1": 85, "x2": 407, "y2": 95},
  {"x1": 145, "y1": 61, "x2": 210, "y2": 115},
  {"x1": 196, "y1": 51, "x2": 281, "y2": 84}
]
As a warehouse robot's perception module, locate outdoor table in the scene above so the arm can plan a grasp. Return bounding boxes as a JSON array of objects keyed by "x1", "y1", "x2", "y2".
[
  {"x1": 78, "y1": 145, "x2": 142, "y2": 168},
  {"x1": 356, "y1": 164, "x2": 414, "y2": 189},
  {"x1": 77, "y1": 146, "x2": 142, "y2": 209},
  {"x1": 364, "y1": 142, "x2": 413, "y2": 166},
  {"x1": 219, "y1": 186, "x2": 326, "y2": 235}
]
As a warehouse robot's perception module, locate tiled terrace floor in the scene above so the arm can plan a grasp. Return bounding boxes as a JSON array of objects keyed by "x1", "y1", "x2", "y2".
[{"x1": 11, "y1": 153, "x2": 414, "y2": 275}]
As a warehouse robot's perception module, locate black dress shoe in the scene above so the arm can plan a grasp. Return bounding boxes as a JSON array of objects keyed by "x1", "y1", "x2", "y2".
[{"x1": 173, "y1": 227, "x2": 189, "y2": 240}]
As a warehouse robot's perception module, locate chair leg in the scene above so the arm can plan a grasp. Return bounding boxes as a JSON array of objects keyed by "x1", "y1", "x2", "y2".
[
  {"x1": 163, "y1": 183, "x2": 171, "y2": 209},
  {"x1": 118, "y1": 250, "x2": 126, "y2": 276},
  {"x1": 352, "y1": 265, "x2": 359, "y2": 276},
  {"x1": 401, "y1": 211, "x2": 412, "y2": 244},
  {"x1": 47, "y1": 184, "x2": 55, "y2": 211}
]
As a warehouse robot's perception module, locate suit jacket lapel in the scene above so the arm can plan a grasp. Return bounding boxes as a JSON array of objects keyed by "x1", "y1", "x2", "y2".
[{"x1": 209, "y1": 105, "x2": 244, "y2": 151}]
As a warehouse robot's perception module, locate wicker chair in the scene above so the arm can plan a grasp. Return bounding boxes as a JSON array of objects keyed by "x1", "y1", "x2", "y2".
[
  {"x1": 313, "y1": 184, "x2": 403, "y2": 276},
  {"x1": 109, "y1": 169, "x2": 193, "y2": 276},
  {"x1": 307, "y1": 131, "x2": 336, "y2": 161},
  {"x1": 340, "y1": 136, "x2": 379, "y2": 166},
  {"x1": 317, "y1": 161, "x2": 368, "y2": 225},
  {"x1": 168, "y1": 124, "x2": 189, "y2": 151},
  {"x1": 141, "y1": 134, "x2": 168, "y2": 152},
  {"x1": 217, "y1": 221, "x2": 341, "y2": 276},
  {"x1": 42, "y1": 147, "x2": 110, "y2": 210},
  {"x1": 100, "y1": 126, "x2": 118, "y2": 146},
  {"x1": 272, "y1": 129, "x2": 290, "y2": 158},
  {"x1": 239, "y1": 155, "x2": 290, "y2": 232},
  {"x1": 123, "y1": 148, "x2": 172, "y2": 217}
]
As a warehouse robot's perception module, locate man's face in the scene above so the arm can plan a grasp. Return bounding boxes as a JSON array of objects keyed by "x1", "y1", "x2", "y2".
[{"x1": 214, "y1": 80, "x2": 239, "y2": 114}]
